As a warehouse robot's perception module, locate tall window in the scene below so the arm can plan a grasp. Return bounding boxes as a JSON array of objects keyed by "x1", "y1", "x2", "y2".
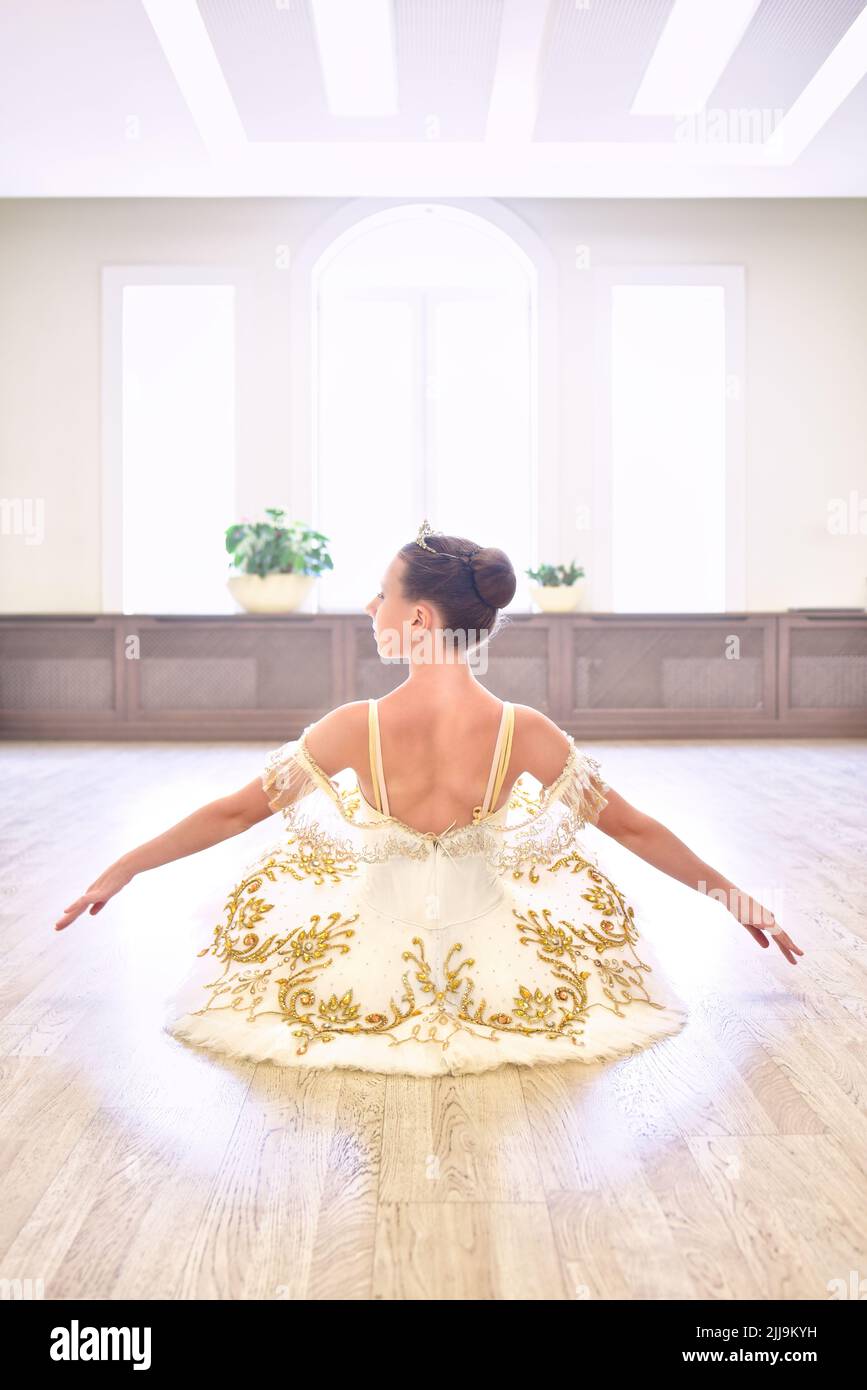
[
  {"x1": 313, "y1": 206, "x2": 537, "y2": 611},
  {"x1": 102, "y1": 269, "x2": 240, "y2": 615},
  {"x1": 595, "y1": 267, "x2": 745, "y2": 613}
]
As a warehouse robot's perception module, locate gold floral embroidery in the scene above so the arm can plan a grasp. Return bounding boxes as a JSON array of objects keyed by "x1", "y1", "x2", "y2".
[
  {"x1": 454, "y1": 915, "x2": 592, "y2": 1040},
  {"x1": 387, "y1": 937, "x2": 526, "y2": 1054},
  {"x1": 192, "y1": 908, "x2": 428, "y2": 1056},
  {"x1": 182, "y1": 812, "x2": 676, "y2": 1064},
  {"x1": 199, "y1": 850, "x2": 358, "y2": 969},
  {"x1": 450, "y1": 890, "x2": 665, "y2": 1039},
  {"x1": 548, "y1": 852, "x2": 642, "y2": 953},
  {"x1": 278, "y1": 836, "x2": 359, "y2": 886},
  {"x1": 507, "y1": 776, "x2": 542, "y2": 816}
]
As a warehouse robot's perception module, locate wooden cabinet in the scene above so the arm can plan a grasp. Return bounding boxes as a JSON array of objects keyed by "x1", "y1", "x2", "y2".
[
  {"x1": 778, "y1": 615, "x2": 867, "y2": 733},
  {"x1": 1, "y1": 612, "x2": 865, "y2": 739},
  {"x1": 562, "y1": 615, "x2": 777, "y2": 736}
]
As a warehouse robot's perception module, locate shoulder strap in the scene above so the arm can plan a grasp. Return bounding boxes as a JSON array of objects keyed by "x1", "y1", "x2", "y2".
[
  {"x1": 475, "y1": 702, "x2": 514, "y2": 819},
  {"x1": 367, "y1": 698, "x2": 390, "y2": 816}
]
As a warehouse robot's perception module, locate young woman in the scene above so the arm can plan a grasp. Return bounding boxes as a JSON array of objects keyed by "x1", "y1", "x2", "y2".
[{"x1": 56, "y1": 522, "x2": 802, "y2": 1076}]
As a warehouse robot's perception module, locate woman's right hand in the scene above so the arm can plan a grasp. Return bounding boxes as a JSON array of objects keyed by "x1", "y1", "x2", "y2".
[{"x1": 55, "y1": 863, "x2": 134, "y2": 931}]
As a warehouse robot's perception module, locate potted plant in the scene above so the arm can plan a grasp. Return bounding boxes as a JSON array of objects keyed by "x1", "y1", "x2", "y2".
[
  {"x1": 526, "y1": 561, "x2": 586, "y2": 613},
  {"x1": 225, "y1": 509, "x2": 333, "y2": 613}
]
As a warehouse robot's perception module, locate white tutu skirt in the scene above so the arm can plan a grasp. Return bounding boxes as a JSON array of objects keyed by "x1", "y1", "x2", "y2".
[{"x1": 161, "y1": 826, "x2": 690, "y2": 1077}]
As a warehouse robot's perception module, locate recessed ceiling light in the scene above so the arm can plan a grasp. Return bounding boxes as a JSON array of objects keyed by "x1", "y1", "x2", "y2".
[
  {"x1": 766, "y1": 2, "x2": 867, "y2": 161},
  {"x1": 310, "y1": 0, "x2": 399, "y2": 118},
  {"x1": 631, "y1": 0, "x2": 761, "y2": 116},
  {"x1": 141, "y1": 0, "x2": 246, "y2": 149}
]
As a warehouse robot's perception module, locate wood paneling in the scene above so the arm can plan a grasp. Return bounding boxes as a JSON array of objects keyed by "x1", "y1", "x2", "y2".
[{"x1": 1, "y1": 612, "x2": 865, "y2": 739}]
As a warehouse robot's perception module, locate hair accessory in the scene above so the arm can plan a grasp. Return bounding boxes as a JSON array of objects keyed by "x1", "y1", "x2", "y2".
[
  {"x1": 415, "y1": 518, "x2": 441, "y2": 551},
  {"x1": 415, "y1": 520, "x2": 482, "y2": 578}
]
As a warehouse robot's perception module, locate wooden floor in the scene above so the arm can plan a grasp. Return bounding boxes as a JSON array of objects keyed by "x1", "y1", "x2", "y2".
[{"x1": 1, "y1": 737, "x2": 866, "y2": 1301}]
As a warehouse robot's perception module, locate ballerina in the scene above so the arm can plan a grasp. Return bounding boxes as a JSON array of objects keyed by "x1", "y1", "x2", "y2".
[{"x1": 55, "y1": 521, "x2": 803, "y2": 1076}]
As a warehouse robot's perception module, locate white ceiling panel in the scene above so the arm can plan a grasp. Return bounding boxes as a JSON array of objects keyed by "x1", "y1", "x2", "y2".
[
  {"x1": 198, "y1": 0, "x2": 504, "y2": 141},
  {"x1": 0, "y1": 0, "x2": 864, "y2": 195},
  {"x1": 534, "y1": 0, "x2": 866, "y2": 142}
]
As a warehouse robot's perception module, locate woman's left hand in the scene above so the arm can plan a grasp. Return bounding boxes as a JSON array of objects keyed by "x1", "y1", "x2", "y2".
[{"x1": 735, "y1": 895, "x2": 804, "y2": 965}]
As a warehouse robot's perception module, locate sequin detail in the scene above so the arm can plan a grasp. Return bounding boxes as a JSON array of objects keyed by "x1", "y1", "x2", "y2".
[
  {"x1": 188, "y1": 858, "x2": 669, "y2": 1059},
  {"x1": 257, "y1": 728, "x2": 610, "y2": 876}
]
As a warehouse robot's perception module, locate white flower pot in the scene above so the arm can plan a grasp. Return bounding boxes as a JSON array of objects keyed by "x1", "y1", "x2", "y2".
[
  {"x1": 227, "y1": 572, "x2": 316, "y2": 614},
  {"x1": 529, "y1": 579, "x2": 585, "y2": 613}
]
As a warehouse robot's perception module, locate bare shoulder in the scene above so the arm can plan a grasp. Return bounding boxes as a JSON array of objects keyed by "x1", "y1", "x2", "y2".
[
  {"x1": 301, "y1": 701, "x2": 369, "y2": 778},
  {"x1": 511, "y1": 704, "x2": 572, "y2": 786}
]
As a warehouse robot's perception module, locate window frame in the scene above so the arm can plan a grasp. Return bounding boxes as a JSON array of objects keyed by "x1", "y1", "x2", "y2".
[
  {"x1": 290, "y1": 198, "x2": 559, "y2": 612},
  {"x1": 100, "y1": 264, "x2": 253, "y2": 614},
  {"x1": 591, "y1": 263, "x2": 746, "y2": 613}
]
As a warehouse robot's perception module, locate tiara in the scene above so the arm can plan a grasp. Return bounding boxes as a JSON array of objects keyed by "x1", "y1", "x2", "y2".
[
  {"x1": 415, "y1": 519, "x2": 482, "y2": 574},
  {"x1": 415, "y1": 518, "x2": 442, "y2": 551}
]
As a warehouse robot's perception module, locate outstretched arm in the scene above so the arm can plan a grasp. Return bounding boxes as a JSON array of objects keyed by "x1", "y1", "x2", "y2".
[
  {"x1": 595, "y1": 788, "x2": 803, "y2": 966},
  {"x1": 54, "y1": 775, "x2": 274, "y2": 932}
]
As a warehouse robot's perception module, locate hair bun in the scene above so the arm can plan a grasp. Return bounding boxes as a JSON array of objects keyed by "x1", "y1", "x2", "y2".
[{"x1": 470, "y1": 546, "x2": 516, "y2": 610}]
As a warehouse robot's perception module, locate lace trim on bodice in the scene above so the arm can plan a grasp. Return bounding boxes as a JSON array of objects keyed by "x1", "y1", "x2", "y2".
[{"x1": 261, "y1": 721, "x2": 610, "y2": 874}]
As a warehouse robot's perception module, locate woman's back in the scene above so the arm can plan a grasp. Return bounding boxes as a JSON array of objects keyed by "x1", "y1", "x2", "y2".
[
  {"x1": 355, "y1": 694, "x2": 517, "y2": 837},
  {"x1": 303, "y1": 694, "x2": 575, "y2": 840}
]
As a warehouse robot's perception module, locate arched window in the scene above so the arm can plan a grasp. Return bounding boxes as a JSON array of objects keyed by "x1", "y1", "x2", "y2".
[{"x1": 308, "y1": 203, "x2": 540, "y2": 611}]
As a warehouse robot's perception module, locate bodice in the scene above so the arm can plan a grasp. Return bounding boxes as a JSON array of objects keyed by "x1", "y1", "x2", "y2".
[{"x1": 354, "y1": 796, "x2": 510, "y2": 928}]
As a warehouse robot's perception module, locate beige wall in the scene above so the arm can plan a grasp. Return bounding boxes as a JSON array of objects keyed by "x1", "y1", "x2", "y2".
[{"x1": 1, "y1": 197, "x2": 865, "y2": 612}]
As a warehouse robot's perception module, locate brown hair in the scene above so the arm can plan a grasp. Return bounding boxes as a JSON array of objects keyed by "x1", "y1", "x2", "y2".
[{"x1": 396, "y1": 531, "x2": 517, "y2": 645}]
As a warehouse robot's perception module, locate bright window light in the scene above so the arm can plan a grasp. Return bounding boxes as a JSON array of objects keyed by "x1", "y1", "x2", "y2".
[
  {"x1": 317, "y1": 294, "x2": 416, "y2": 608},
  {"x1": 122, "y1": 285, "x2": 235, "y2": 614},
  {"x1": 431, "y1": 293, "x2": 532, "y2": 570},
  {"x1": 610, "y1": 285, "x2": 726, "y2": 613},
  {"x1": 313, "y1": 207, "x2": 535, "y2": 613},
  {"x1": 310, "y1": 0, "x2": 398, "y2": 117},
  {"x1": 631, "y1": 0, "x2": 761, "y2": 115}
]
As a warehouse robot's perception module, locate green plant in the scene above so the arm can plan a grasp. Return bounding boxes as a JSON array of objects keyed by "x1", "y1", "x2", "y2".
[
  {"x1": 225, "y1": 508, "x2": 334, "y2": 579},
  {"x1": 525, "y1": 561, "x2": 585, "y2": 587}
]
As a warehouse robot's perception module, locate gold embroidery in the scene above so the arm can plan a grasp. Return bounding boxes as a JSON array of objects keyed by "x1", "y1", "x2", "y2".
[
  {"x1": 277, "y1": 835, "x2": 359, "y2": 886},
  {"x1": 181, "y1": 806, "x2": 677, "y2": 1065},
  {"x1": 387, "y1": 937, "x2": 515, "y2": 1054},
  {"x1": 339, "y1": 786, "x2": 362, "y2": 819},
  {"x1": 397, "y1": 898, "x2": 663, "y2": 1049},
  {"x1": 192, "y1": 908, "x2": 427, "y2": 1056},
  {"x1": 508, "y1": 777, "x2": 543, "y2": 816},
  {"x1": 511, "y1": 863, "x2": 540, "y2": 883},
  {"x1": 548, "y1": 852, "x2": 642, "y2": 953},
  {"x1": 199, "y1": 849, "x2": 358, "y2": 969},
  {"x1": 454, "y1": 913, "x2": 592, "y2": 1040}
]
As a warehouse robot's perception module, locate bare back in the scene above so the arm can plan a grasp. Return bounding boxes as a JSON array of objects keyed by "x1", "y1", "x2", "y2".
[{"x1": 303, "y1": 693, "x2": 571, "y2": 838}]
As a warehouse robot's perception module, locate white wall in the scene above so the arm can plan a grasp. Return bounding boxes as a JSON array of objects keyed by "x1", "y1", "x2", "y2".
[{"x1": 1, "y1": 197, "x2": 865, "y2": 613}]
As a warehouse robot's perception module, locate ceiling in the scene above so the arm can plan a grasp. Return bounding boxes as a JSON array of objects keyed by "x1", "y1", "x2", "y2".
[{"x1": 1, "y1": 0, "x2": 865, "y2": 196}]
